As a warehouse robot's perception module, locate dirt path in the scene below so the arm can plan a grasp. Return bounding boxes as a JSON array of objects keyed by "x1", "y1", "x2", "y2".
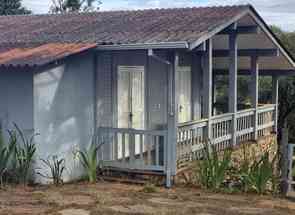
[{"x1": 0, "y1": 182, "x2": 295, "y2": 215}]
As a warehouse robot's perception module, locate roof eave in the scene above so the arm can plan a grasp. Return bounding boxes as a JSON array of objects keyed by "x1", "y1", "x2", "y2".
[
  {"x1": 188, "y1": 8, "x2": 250, "y2": 50},
  {"x1": 247, "y1": 6, "x2": 295, "y2": 68},
  {"x1": 96, "y1": 41, "x2": 189, "y2": 50},
  {"x1": 187, "y1": 5, "x2": 295, "y2": 71}
]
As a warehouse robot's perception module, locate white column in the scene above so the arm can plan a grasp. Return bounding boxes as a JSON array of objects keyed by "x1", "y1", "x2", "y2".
[
  {"x1": 272, "y1": 75, "x2": 279, "y2": 134},
  {"x1": 251, "y1": 56, "x2": 259, "y2": 140},
  {"x1": 229, "y1": 32, "x2": 238, "y2": 145},
  {"x1": 202, "y1": 39, "x2": 213, "y2": 140},
  {"x1": 166, "y1": 52, "x2": 179, "y2": 187}
]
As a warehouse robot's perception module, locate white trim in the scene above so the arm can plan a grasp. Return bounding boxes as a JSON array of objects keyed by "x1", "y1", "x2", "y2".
[
  {"x1": 96, "y1": 42, "x2": 189, "y2": 50},
  {"x1": 188, "y1": 9, "x2": 250, "y2": 50}
]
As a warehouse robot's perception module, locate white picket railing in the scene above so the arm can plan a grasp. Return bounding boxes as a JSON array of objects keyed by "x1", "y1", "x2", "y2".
[
  {"x1": 96, "y1": 127, "x2": 168, "y2": 172},
  {"x1": 257, "y1": 105, "x2": 275, "y2": 137},
  {"x1": 95, "y1": 105, "x2": 275, "y2": 181},
  {"x1": 177, "y1": 104, "x2": 276, "y2": 162},
  {"x1": 177, "y1": 119, "x2": 208, "y2": 161}
]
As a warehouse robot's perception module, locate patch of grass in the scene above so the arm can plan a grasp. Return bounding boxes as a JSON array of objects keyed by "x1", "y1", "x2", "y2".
[
  {"x1": 95, "y1": 193, "x2": 107, "y2": 205},
  {"x1": 32, "y1": 191, "x2": 46, "y2": 201},
  {"x1": 141, "y1": 183, "x2": 158, "y2": 193}
]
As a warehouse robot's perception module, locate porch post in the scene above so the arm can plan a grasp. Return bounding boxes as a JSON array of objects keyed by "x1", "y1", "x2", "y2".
[
  {"x1": 251, "y1": 56, "x2": 259, "y2": 140},
  {"x1": 166, "y1": 51, "x2": 178, "y2": 187},
  {"x1": 202, "y1": 39, "x2": 213, "y2": 140},
  {"x1": 212, "y1": 73, "x2": 217, "y2": 116},
  {"x1": 228, "y1": 32, "x2": 238, "y2": 146},
  {"x1": 272, "y1": 75, "x2": 279, "y2": 134}
]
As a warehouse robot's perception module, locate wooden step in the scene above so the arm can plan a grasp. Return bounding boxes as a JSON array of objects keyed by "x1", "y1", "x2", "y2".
[
  {"x1": 101, "y1": 176, "x2": 147, "y2": 185},
  {"x1": 100, "y1": 166, "x2": 166, "y2": 186},
  {"x1": 103, "y1": 166, "x2": 166, "y2": 176}
]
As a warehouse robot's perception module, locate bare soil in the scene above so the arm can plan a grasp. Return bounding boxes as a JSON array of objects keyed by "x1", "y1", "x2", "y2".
[{"x1": 0, "y1": 182, "x2": 295, "y2": 215}]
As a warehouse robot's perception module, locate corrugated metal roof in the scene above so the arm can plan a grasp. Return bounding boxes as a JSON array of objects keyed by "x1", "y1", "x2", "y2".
[
  {"x1": 0, "y1": 6, "x2": 249, "y2": 46},
  {"x1": 0, "y1": 43, "x2": 96, "y2": 67}
]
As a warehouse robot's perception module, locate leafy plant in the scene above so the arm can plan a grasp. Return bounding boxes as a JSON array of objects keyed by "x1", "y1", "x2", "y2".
[
  {"x1": 0, "y1": 129, "x2": 9, "y2": 187},
  {"x1": 240, "y1": 151, "x2": 276, "y2": 194},
  {"x1": 13, "y1": 123, "x2": 38, "y2": 185},
  {"x1": 197, "y1": 141, "x2": 232, "y2": 190},
  {"x1": 38, "y1": 155, "x2": 66, "y2": 186},
  {"x1": 76, "y1": 142, "x2": 103, "y2": 183},
  {"x1": 0, "y1": 129, "x2": 17, "y2": 187}
]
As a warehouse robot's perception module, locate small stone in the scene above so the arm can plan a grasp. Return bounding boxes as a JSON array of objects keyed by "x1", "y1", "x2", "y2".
[
  {"x1": 58, "y1": 208, "x2": 90, "y2": 215},
  {"x1": 109, "y1": 205, "x2": 156, "y2": 214},
  {"x1": 229, "y1": 206, "x2": 273, "y2": 214}
]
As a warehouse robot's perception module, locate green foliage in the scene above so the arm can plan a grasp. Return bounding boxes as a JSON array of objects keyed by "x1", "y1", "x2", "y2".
[
  {"x1": 50, "y1": 0, "x2": 101, "y2": 13},
  {"x1": 12, "y1": 124, "x2": 38, "y2": 185},
  {"x1": 239, "y1": 150, "x2": 277, "y2": 194},
  {"x1": 38, "y1": 156, "x2": 66, "y2": 186},
  {"x1": 76, "y1": 142, "x2": 102, "y2": 183},
  {"x1": 270, "y1": 26, "x2": 295, "y2": 138},
  {"x1": 197, "y1": 142, "x2": 232, "y2": 190},
  {"x1": 0, "y1": 129, "x2": 11, "y2": 187},
  {"x1": 142, "y1": 183, "x2": 158, "y2": 193},
  {"x1": 0, "y1": 0, "x2": 31, "y2": 15},
  {"x1": 0, "y1": 129, "x2": 18, "y2": 187}
]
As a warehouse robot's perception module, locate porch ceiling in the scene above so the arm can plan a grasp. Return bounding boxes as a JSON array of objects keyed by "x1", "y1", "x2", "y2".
[{"x1": 211, "y1": 14, "x2": 295, "y2": 75}]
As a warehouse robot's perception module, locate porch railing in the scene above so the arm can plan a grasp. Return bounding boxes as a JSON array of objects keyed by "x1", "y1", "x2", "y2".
[
  {"x1": 95, "y1": 127, "x2": 168, "y2": 172},
  {"x1": 177, "y1": 104, "x2": 275, "y2": 162}
]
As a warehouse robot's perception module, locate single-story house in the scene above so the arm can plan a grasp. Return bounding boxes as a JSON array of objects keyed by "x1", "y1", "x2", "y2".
[{"x1": 0, "y1": 4, "x2": 294, "y2": 186}]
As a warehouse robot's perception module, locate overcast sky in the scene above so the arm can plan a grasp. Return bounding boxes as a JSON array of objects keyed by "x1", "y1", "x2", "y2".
[{"x1": 22, "y1": 0, "x2": 295, "y2": 31}]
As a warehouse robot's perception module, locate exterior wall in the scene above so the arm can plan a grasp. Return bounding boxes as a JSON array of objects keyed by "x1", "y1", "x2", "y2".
[
  {"x1": 34, "y1": 52, "x2": 95, "y2": 183},
  {"x1": 148, "y1": 50, "x2": 168, "y2": 129},
  {"x1": 0, "y1": 70, "x2": 34, "y2": 139},
  {"x1": 96, "y1": 50, "x2": 169, "y2": 130}
]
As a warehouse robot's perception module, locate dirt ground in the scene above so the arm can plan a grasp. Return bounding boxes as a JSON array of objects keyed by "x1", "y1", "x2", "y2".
[{"x1": 0, "y1": 182, "x2": 295, "y2": 215}]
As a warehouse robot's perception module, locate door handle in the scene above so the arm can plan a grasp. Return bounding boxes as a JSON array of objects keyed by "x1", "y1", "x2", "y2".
[{"x1": 179, "y1": 105, "x2": 183, "y2": 112}]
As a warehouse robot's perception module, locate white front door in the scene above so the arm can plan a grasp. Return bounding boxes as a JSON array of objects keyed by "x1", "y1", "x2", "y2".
[
  {"x1": 117, "y1": 66, "x2": 145, "y2": 129},
  {"x1": 117, "y1": 66, "x2": 145, "y2": 158},
  {"x1": 178, "y1": 66, "x2": 192, "y2": 123}
]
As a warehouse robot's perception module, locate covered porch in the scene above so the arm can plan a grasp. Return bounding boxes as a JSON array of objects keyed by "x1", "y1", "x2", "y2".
[{"x1": 95, "y1": 12, "x2": 295, "y2": 187}]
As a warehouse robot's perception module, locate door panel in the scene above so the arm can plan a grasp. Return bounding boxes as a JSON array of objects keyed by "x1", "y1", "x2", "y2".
[
  {"x1": 117, "y1": 66, "x2": 145, "y2": 157},
  {"x1": 178, "y1": 66, "x2": 192, "y2": 123},
  {"x1": 117, "y1": 68, "x2": 130, "y2": 128},
  {"x1": 131, "y1": 70, "x2": 145, "y2": 130}
]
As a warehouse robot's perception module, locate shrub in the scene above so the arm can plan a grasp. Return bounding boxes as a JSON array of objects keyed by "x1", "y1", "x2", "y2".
[
  {"x1": 0, "y1": 129, "x2": 10, "y2": 187},
  {"x1": 38, "y1": 155, "x2": 65, "y2": 186},
  {"x1": 240, "y1": 151, "x2": 276, "y2": 194},
  {"x1": 12, "y1": 123, "x2": 38, "y2": 185},
  {"x1": 197, "y1": 141, "x2": 232, "y2": 190},
  {"x1": 76, "y1": 142, "x2": 103, "y2": 183},
  {"x1": 0, "y1": 129, "x2": 18, "y2": 187}
]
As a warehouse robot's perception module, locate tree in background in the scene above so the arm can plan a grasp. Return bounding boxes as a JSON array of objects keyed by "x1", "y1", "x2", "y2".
[
  {"x1": 0, "y1": 0, "x2": 31, "y2": 15},
  {"x1": 50, "y1": 0, "x2": 101, "y2": 13},
  {"x1": 271, "y1": 26, "x2": 295, "y2": 141}
]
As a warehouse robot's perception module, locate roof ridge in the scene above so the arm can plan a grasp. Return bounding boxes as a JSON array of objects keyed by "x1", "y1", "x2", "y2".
[{"x1": 0, "y1": 4, "x2": 251, "y2": 18}]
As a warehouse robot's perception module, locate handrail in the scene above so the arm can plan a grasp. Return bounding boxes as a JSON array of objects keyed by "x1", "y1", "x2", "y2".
[
  {"x1": 178, "y1": 118, "x2": 208, "y2": 129},
  {"x1": 257, "y1": 104, "x2": 275, "y2": 113},
  {"x1": 176, "y1": 104, "x2": 276, "y2": 161},
  {"x1": 178, "y1": 105, "x2": 275, "y2": 128},
  {"x1": 212, "y1": 112, "x2": 233, "y2": 120},
  {"x1": 97, "y1": 127, "x2": 167, "y2": 136}
]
